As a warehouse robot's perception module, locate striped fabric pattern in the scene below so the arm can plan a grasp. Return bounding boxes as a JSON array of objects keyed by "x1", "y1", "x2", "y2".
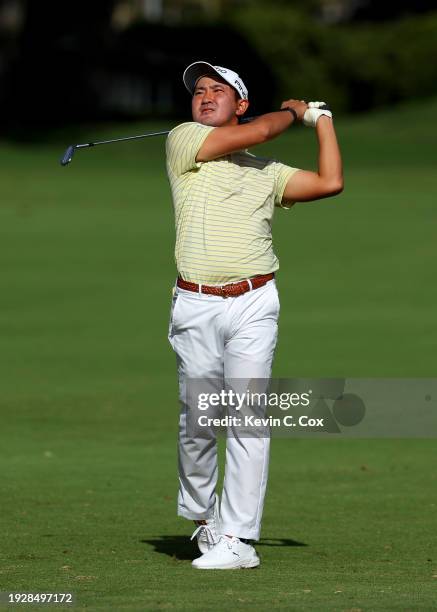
[{"x1": 166, "y1": 122, "x2": 299, "y2": 285}]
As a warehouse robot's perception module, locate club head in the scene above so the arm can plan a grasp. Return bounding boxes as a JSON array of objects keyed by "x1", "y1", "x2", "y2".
[{"x1": 60, "y1": 145, "x2": 76, "y2": 166}]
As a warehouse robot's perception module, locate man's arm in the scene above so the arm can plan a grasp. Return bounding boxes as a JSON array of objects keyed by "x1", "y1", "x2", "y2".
[
  {"x1": 282, "y1": 116, "x2": 343, "y2": 202},
  {"x1": 196, "y1": 100, "x2": 308, "y2": 162}
]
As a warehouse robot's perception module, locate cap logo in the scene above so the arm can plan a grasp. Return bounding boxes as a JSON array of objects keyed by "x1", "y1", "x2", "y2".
[{"x1": 234, "y1": 79, "x2": 245, "y2": 96}]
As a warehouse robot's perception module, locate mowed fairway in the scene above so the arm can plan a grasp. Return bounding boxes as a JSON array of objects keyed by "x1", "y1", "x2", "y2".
[{"x1": 1, "y1": 99, "x2": 437, "y2": 611}]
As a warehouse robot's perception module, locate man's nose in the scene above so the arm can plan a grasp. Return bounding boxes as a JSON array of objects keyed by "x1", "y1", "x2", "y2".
[{"x1": 201, "y1": 90, "x2": 214, "y2": 104}]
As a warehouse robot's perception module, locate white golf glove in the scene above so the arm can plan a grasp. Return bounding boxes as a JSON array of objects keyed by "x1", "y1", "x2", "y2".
[{"x1": 303, "y1": 101, "x2": 332, "y2": 127}]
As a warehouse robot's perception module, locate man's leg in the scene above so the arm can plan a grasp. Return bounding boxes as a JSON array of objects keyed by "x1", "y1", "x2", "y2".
[
  {"x1": 220, "y1": 280, "x2": 279, "y2": 540},
  {"x1": 169, "y1": 288, "x2": 226, "y2": 520}
]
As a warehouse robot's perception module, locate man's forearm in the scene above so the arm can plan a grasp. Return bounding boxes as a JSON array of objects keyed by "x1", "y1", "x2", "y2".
[
  {"x1": 316, "y1": 117, "x2": 343, "y2": 189},
  {"x1": 249, "y1": 110, "x2": 296, "y2": 141},
  {"x1": 248, "y1": 99, "x2": 309, "y2": 142}
]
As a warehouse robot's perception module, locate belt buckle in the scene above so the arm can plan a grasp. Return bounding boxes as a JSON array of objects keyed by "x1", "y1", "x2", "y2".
[{"x1": 220, "y1": 285, "x2": 230, "y2": 298}]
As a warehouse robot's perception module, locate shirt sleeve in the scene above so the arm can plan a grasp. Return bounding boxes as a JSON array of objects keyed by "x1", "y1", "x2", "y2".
[
  {"x1": 166, "y1": 122, "x2": 215, "y2": 177},
  {"x1": 273, "y1": 161, "x2": 300, "y2": 209}
]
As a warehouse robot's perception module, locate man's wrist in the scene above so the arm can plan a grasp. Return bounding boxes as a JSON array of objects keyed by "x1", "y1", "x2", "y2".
[{"x1": 280, "y1": 107, "x2": 298, "y2": 124}]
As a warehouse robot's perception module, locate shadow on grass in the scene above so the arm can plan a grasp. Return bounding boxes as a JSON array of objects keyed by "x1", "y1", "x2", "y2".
[{"x1": 141, "y1": 536, "x2": 306, "y2": 561}]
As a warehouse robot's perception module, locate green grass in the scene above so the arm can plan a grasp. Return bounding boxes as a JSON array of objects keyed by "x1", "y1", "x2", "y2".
[{"x1": 1, "y1": 98, "x2": 437, "y2": 611}]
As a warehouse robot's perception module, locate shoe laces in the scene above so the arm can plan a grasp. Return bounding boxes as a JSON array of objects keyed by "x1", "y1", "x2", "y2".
[
  {"x1": 191, "y1": 522, "x2": 217, "y2": 546},
  {"x1": 218, "y1": 535, "x2": 238, "y2": 550}
]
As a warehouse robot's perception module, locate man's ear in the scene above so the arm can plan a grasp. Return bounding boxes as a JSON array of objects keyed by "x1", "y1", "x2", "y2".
[{"x1": 236, "y1": 99, "x2": 250, "y2": 117}]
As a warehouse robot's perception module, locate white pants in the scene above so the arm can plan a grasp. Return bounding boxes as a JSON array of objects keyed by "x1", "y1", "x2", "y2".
[{"x1": 168, "y1": 278, "x2": 279, "y2": 540}]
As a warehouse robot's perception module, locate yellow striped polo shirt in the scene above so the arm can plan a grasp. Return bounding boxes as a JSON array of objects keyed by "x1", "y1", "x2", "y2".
[{"x1": 166, "y1": 121, "x2": 299, "y2": 285}]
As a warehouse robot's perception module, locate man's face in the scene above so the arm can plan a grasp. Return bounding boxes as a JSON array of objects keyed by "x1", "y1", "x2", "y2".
[{"x1": 191, "y1": 75, "x2": 247, "y2": 127}]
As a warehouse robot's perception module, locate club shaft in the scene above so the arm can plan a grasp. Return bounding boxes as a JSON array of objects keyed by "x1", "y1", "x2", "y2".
[
  {"x1": 75, "y1": 130, "x2": 171, "y2": 149},
  {"x1": 74, "y1": 115, "x2": 270, "y2": 150},
  {"x1": 74, "y1": 118, "x2": 260, "y2": 149}
]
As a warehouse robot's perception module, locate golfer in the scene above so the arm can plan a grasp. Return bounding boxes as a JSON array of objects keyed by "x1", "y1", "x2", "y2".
[{"x1": 165, "y1": 61, "x2": 343, "y2": 569}]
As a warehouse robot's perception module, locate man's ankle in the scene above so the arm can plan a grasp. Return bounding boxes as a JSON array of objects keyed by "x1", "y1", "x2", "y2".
[{"x1": 224, "y1": 534, "x2": 251, "y2": 544}]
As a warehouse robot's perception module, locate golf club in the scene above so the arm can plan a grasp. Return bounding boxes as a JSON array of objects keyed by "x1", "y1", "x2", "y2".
[
  {"x1": 60, "y1": 129, "x2": 171, "y2": 166},
  {"x1": 59, "y1": 105, "x2": 329, "y2": 167},
  {"x1": 59, "y1": 120, "x2": 259, "y2": 167}
]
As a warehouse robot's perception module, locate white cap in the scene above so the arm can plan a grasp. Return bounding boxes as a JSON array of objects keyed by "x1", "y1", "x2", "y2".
[{"x1": 183, "y1": 61, "x2": 248, "y2": 100}]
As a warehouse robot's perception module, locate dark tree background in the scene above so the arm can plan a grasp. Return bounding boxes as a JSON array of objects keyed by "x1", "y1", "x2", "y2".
[
  {"x1": 2, "y1": 0, "x2": 117, "y2": 130},
  {"x1": 0, "y1": 0, "x2": 436, "y2": 136},
  {"x1": 0, "y1": 0, "x2": 275, "y2": 136},
  {"x1": 352, "y1": 0, "x2": 437, "y2": 21}
]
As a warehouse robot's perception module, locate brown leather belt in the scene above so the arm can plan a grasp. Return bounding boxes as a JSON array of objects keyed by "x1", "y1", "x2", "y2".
[{"x1": 177, "y1": 273, "x2": 274, "y2": 298}]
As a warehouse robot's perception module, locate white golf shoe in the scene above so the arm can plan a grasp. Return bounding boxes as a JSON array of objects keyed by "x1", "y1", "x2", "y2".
[
  {"x1": 190, "y1": 496, "x2": 220, "y2": 554},
  {"x1": 192, "y1": 536, "x2": 260, "y2": 570}
]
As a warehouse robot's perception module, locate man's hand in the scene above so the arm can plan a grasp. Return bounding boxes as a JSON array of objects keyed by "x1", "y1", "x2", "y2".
[
  {"x1": 303, "y1": 102, "x2": 333, "y2": 128},
  {"x1": 280, "y1": 99, "x2": 308, "y2": 122}
]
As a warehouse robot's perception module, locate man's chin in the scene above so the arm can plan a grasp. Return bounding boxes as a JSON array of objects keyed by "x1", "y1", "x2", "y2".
[{"x1": 197, "y1": 116, "x2": 221, "y2": 127}]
